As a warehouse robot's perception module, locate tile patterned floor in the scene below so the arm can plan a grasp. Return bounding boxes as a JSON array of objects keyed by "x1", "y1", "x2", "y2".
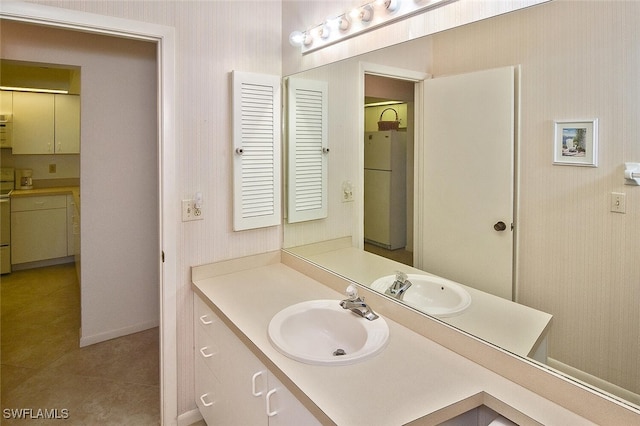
[{"x1": 1, "y1": 263, "x2": 160, "y2": 425}]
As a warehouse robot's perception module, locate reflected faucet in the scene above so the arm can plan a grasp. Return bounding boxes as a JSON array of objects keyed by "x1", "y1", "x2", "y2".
[
  {"x1": 339, "y1": 285, "x2": 379, "y2": 321},
  {"x1": 385, "y1": 271, "x2": 412, "y2": 300}
]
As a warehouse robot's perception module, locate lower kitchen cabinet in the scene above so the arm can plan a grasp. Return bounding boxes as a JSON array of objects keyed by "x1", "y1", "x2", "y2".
[
  {"x1": 194, "y1": 295, "x2": 321, "y2": 426},
  {"x1": 11, "y1": 195, "x2": 67, "y2": 264}
]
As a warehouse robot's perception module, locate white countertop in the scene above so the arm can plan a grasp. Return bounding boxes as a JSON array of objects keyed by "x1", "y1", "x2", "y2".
[
  {"x1": 192, "y1": 260, "x2": 591, "y2": 425},
  {"x1": 10, "y1": 185, "x2": 78, "y2": 198},
  {"x1": 287, "y1": 244, "x2": 552, "y2": 359}
]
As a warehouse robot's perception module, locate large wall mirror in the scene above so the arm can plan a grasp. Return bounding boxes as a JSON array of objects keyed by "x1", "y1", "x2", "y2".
[{"x1": 283, "y1": 0, "x2": 640, "y2": 411}]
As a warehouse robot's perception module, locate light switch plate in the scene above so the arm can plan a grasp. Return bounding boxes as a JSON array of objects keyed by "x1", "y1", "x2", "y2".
[
  {"x1": 611, "y1": 192, "x2": 626, "y2": 214},
  {"x1": 182, "y1": 199, "x2": 203, "y2": 221}
]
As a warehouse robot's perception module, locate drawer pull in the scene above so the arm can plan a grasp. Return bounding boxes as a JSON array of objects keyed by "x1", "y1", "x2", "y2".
[
  {"x1": 199, "y1": 347, "x2": 215, "y2": 358},
  {"x1": 251, "y1": 371, "x2": 264, "y2": 397},
  {"x1": 199, "y1": 314, "x2": 213, "y2": 325},
  {"x1": 199, "y1": 393, "x2": 214, "y2": 407},
  {"x1": 266, "y1": 388, "x2": 278, "y2": 417}
]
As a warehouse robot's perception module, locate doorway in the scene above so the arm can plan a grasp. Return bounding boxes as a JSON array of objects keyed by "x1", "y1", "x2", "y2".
[
  {"x1": 363, "y1": 74, "x2": 415, "y2": 266},
  {"x1": 3, "y1": 8, "x2": 175, "y2": 418},
  {"x1": 0, "y1": 4, "x2": 179, "y2": 422}
]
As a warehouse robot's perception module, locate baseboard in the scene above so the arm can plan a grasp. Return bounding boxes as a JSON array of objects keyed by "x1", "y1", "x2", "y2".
[
  {"x1": 11, "y1": 256, "x2": 75, "y2": 271},
  {"x1": 547, "y1": 357, "x2": 640, "y2": 406},
  {"x1": 79, "y1": 319, "x2": 159, "y2": 347},
  {"x1": 177, "y1": 408, "x2": 203, "y2": 426}
]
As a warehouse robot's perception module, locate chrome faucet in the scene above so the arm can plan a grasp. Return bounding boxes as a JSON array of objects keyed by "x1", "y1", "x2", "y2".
[
  {"x1": 385, "y1": 271, "x2": 412, "y2": 300},
  {"x1": 339, "y1": 285, "x2": 379, "y2": 321}
]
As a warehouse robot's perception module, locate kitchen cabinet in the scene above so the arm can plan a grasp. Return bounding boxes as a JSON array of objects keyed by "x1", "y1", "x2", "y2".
[
  {"x1": 12, "y1": 91, "x2": 80, "y2": 154},
  {"x1": 11, "y1": 195, "x2": 68, "y2": 264},
  {"x1": 0, "y1": 91, "x2": 12, "y2": 148},
  {"x1": 194, "y1": 295, "x2": 319, "y2": 426},
  {"x1": 54, "y1": 94, "x2": 80, "y2": 154}
]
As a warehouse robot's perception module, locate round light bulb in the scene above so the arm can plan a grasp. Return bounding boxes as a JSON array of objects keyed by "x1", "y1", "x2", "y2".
[
  {"x1": 338, "y1": 15, "x2": 351, "y2": 31},
  {"x1": 359, "y1": 5, "x2": 374, "y2": 23},
  {"x1": 385, "y1": 0, "x2": 400, "y2": 12},
  {"x1": 288, "y1": 31, "x2": 304, "y2": 47},
  {"x1": 319, "y1": 23, "x2": 331, "y2": 39}
]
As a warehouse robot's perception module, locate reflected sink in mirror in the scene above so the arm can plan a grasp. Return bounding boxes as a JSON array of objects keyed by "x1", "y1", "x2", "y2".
[
  {"x1": 268, "y1": 299, "x2": 389, "y2": 366},
  {"x1": 371, "y1": 274, "x2": 471, "y2": 318}
]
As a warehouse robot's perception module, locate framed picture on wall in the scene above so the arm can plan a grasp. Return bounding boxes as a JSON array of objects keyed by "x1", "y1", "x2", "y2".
[{"x1": 553, "y1": 119, "x2": 598, "y2": 167}]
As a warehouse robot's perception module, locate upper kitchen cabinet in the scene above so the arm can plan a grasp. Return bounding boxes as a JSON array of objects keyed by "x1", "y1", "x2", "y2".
[
  {"x1": 54, "y1": 94, "x2": 80, "y2": 154},
  {"x1": 12, "y1": 91, "x2": 80, "y2": 155}
]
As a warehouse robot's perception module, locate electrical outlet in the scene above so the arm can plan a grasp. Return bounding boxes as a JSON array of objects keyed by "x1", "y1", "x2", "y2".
[
  {"x1": 342, "y1": 181, "x2": 354, "y2": 202},
  {"x1": 182, "y1": 199, "x2": 204, "y2": 221},
  {"x1": 49, "y1": 164, "x2": 57, "y2": 173},
  {"x1": 611, "y1": 192, "x2": 626, "y2": 214}
]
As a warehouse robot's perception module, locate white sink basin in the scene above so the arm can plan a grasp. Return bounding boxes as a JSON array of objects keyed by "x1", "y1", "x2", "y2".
[
  {"x1": 371, "y1": 274, "x2": 471, "y2": 317},
  {"x1": 267, "y1": 299, "x2": 389, "y2": 366}
]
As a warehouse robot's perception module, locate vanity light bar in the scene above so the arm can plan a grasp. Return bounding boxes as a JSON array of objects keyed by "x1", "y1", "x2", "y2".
[{"x1": 289, "y1": 0, "x2": 455, "y2": 54}]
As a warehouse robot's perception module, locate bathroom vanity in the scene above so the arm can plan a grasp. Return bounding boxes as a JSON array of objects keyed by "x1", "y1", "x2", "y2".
[{"x1": 191, "y1": 251, "x2": 593, "y2": 425}]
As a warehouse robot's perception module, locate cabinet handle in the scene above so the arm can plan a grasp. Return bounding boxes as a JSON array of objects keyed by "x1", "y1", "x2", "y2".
[
  {"x1": 199, "y1": 314, "x2": 213, "y2": 325},
  {"x1": 265, "y1": 388, "x2": 278, "y2": 417},
  {"x1": 199, "y1": 347, "x2": 214, "y2": 358},
  {"x1": 251, "y1": 371, "x2": 264, "y2": 397},
  {"x1": 199, "y1": 393, "x2": 214, "y2": 407},
  {"x1": 57, "y1": 142, "x2": 62, "y2": 152}
]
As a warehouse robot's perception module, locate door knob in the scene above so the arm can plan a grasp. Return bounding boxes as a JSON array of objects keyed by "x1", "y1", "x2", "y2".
[{"x1": 493, "y1": 221, "x2": 507, "y2": 231}]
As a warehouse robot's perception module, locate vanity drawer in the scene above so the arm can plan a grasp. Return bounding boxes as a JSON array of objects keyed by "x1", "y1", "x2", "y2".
[
  {"x1": 195, "y1": 295, "x2": 221, "y2": 342},
  {"x1": 194, "y1": 353, "x2": 224, "y2": 425},
  {"x1": 195, "y1": 320, "x2": 223, "y2": 380},
  {"x1": 11, "y1": 195, "x2": 67, "y2": 212}
]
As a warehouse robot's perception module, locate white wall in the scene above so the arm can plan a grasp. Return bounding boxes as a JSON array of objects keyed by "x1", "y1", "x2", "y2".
[{"x1": 1, "y1": 21, "x2": 160, "y2": 344}]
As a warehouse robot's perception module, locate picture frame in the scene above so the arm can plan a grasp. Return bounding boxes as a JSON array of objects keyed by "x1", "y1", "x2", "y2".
[{"x1": 553, "y1": 119, "x2": 598, "y2": 167}]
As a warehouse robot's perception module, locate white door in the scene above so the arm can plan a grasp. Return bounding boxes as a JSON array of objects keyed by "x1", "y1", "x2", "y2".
[{"x1": 419, "y1": 66, "x2": 515, "y2": 300}]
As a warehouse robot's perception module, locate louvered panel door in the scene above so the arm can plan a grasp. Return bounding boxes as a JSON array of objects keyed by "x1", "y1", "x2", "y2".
[
  {"x1": 232, "y1": 71, "x2": 282, "y2": 231},
  {"x1": 287, "y1": 78, "x2": 328, "y2": 223}
]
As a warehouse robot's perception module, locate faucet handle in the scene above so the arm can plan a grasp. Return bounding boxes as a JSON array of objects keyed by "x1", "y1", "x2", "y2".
[
  {"x1": 345, "y1": 285, "x2": 359, "y2": 300},
  {"x1": 395, "y1": 271, "x2": 408, "y2": 282}
]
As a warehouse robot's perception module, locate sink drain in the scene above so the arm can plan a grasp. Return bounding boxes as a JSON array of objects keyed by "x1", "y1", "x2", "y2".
[{"x1": 333, "y1": 348, "x2": 346, "y2": 356}]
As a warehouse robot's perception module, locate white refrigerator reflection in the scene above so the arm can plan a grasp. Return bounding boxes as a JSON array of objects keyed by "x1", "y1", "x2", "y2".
[{"x1": 364, "y1": 131, "x2": 407, "y2": 250}]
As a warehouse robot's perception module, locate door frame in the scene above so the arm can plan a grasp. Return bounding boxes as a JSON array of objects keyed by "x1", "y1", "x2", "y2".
[
  {"x1": 358, "y1": 62, "x2": 428, "y2": 261},
  {"x1": 0, "y1": 2, "x2": 178, "y2": 424}
]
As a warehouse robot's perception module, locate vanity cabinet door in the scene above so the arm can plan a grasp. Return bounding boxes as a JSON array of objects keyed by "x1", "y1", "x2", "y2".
[{"x1": 266, "y1": 372, "x2": 321, "y2": 426}]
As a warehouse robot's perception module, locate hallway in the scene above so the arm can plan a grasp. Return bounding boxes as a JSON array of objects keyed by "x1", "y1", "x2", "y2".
[{"x1": 1, "y1": 263, "x2": 160, "y2": 425}]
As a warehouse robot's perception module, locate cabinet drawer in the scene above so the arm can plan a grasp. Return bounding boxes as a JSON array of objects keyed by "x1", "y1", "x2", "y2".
[
  {"x1": 194, "y1": 295, "x2": 221, "y2": 342},
  {"x1": 194, "y1": 354, "x2": 223, "y2": 426},
  {"x1": 11, "y1": 195, "x2": 67, "y2": 212},
  {"x1": 195, "y1": 321, "x2": 224, "y2": 380}
]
